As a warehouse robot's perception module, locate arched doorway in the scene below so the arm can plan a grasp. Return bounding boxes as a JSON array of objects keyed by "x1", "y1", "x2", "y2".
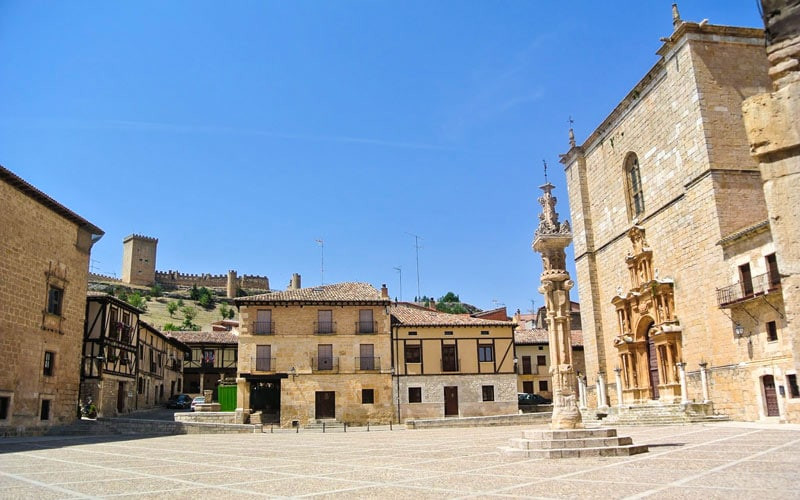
[
  {"x1": 640, "y1": 320, "x2": 659, "y2": 400},
  {"x1": 762, "y1": 375, "x2": 780, "y2": 417}
]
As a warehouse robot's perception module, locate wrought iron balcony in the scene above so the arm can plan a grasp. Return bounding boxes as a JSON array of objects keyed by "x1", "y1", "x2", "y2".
[
  {"x1": 314, "y1": 321, "x2": 336, "y2": 335},
  {"x1": 312, "y1": 356, "x2": 338, "y2": 372},
  {"x1": 252, "y1": 356, "x2": 276, "y2": 372},
  {"x1": 355, "y1": 320, "x2": 377, "y2": 334},
  {"x1": 717, "y1": 272, "x2": 781, "y2": 307},
  {"x1": 355, "y1": 356, "x2": 380, "y2": 371},
  {"x1": 518, "y1": 364, "x2": 540, "y2": 375},
  {"x1": 252, "y1": 321, "x2": 274, "y2": 335}
]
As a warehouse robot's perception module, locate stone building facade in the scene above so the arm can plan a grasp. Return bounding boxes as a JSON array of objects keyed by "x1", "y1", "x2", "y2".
[
  {"x1": 135, "y1": 322, "x2": 188, "y2": 409},
  {"x1": 121, "y1": 234, "x2": 158, "y2": 286},
  {"x1": 391, "y1": 303, "x2": 517, "y2": 422},
  {"x1": 0, "y1": 165, "x2": 103, "y2": 435},
  {"x1": 560, "y1": 12, "x2": 797, "y2": 421},
  {"x1": 235, "y1": 282, "x2": 392, "y2": 427},
  {"x1": 165, "y1": 330, "x2": 238, "y2": 399},
  {"x1": 513, "y1": 325, "x2": 585, "y2": 401}
]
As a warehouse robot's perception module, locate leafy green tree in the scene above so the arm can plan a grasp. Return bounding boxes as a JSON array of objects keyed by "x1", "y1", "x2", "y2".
[
  {"x1": 163, "y1": 323, "x2": 179, "y2": 331},
  {"x1": 127, "y1": 292, "x2": 147, "y2": 311},
  {"x1": 177, "y1": 298, "x2": 184, "y2": 307},
  {"x1": 198, "y1": 288, "x2": 215, "y2": 309},
  {"x1": 219, "y1": 303, "x2": 230, "y2": 320},
  {"x1": 227, "y1": 307, "x2": 235, "y2": 320},
  {"x1": 150, "y1": 284, "x2": 163, "y2": 298},
  {"x1": 181, "y1": 306, "x2": 199, "y2": 331},
  {"x1": 166, "y1": 301, "x2": 179, "y2": 317}
]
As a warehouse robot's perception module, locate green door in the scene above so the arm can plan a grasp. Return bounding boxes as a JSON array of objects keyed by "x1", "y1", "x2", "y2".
[{"x1": 217, "y1": 385, "x2": 237, "y2": 412}]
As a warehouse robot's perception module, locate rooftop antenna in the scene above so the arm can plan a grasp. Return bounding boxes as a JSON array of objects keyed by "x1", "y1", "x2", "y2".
[
  {"x1": 393, "y1": 266, "x2": 403, "y2": 302},
  {"x1": 315, "y1": 239, "x2": 324, "y2": 285},
  {"x1": 406, "y1": 232, "x2": 423, "y2": 300}
]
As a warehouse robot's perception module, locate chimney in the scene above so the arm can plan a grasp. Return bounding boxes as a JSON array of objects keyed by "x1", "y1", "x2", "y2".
[
  {"x1": 288, "y1": 273, "x2": 301, "y2": 290},
  {"x1": 513, "y1": 309, "x2": 521, "y2": 323},
  {"x1": 429, "y1": 298, "x2": 436, "y2": 310},
  {"x1": 380, "y1": 284, "x2": 389, "y2": 298}
]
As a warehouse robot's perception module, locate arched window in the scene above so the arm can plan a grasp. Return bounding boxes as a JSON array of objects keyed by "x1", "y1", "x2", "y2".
[{"x1": 625, "y1": 154, "x2": 644, "y2": 218}]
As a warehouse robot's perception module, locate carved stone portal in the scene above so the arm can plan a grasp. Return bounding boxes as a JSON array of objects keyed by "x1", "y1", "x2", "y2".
[{"x1": 532, "y1": 182, "x2": 582, "y2": 429}]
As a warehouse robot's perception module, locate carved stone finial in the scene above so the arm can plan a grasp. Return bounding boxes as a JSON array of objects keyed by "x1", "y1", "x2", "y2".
[
  {"x1": 568, "y1": 116, "x2": 576, "y2": 148},
  {"x1": 672, "y1": 3, "x2": 682, "y2": 29}
]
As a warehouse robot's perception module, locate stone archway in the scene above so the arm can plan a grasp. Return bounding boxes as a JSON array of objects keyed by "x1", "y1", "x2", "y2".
[{"x1": 636, "y1": 317, "x2": 659, "y2": 400}]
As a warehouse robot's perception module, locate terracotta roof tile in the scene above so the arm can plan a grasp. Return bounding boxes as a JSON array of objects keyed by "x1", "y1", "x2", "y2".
[
  {"x1": 391, "y1": 303, "x2": 514, "y2": 327},
  {"x1": 235, "y1": 282, "x2": 387, "y2": 304},
  {"x1": 514, "y1": 327, "x2": 584, "y2": 347},
  {"x1": 163, "y1": 330, "x2": 239, "y2": 345}
]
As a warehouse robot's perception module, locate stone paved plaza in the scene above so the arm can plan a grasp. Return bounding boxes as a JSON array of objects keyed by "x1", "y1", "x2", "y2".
[{"x1": 1, "y1": 422, "x2": 799, "y2": 499}]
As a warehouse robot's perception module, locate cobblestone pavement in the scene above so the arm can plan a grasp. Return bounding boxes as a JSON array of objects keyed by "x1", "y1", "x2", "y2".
[{"x1": 1, "y1": 422, "x2": 799, "y2": 499}]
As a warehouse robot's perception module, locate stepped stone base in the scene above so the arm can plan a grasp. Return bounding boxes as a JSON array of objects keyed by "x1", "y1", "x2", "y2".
[
  {"x1": 500, "y1": 428, "x2": 648, "y2": 459},
  {"x1": 581, "y1": 402, "x2": 728, "y2": 426}
]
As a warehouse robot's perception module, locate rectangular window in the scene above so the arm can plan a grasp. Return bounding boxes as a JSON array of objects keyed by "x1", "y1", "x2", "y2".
[
  {"x1": 539, "y1": 380, "x2": 549, "y2": 392},
  {"x1": 0, "y1": 396, "x2": 9, "y2": 420},
  {"x1": 767, "y1": 321, "x2": 778, "y2": 342},
  {"x1": 405, "y1": 344, "x2": 421, "y2": 363},
  {"x1": 408, "y1": 331, "x2": 417, "y2": 336},
  {"x1": 43, "y1": 351, "x2": 55, "y2": 376},
  {"x1": 766, "y1": 253, "x2": 780, "y2": 287},
  {"x1": 444, "y1": 330, "x2": 453, "y2": 336},
  {"x1": 40, "y1": 399, "x2": 51, "y2": 421},
  {"x1": 358, "y1": 309, "x2": 374, "y2": 334},
  {"x1": 255, "y1": 310, "x2": 272, "y2": 334},
  {"x1": 480, "y1": 330, "x2": 489, "y2": 336},
  {"x1": 522, "y1": 381, "x2": 534, "y2": 394},
  {"x1": 442, "y1": 345, "x2": 458, "y2": 372},
  {"x1": 47, "y1": 286, "x2": 63, "y2": 316},
  {"x1": 482, "y1": 385, "x2": 494, "y2": 402},
  {"x1": 739, "y1": 263, "x2": 754, "y2": 296},
  {"x1": 317, "y1": 310, "x2": 333, "y2": 334},
  {"x1": 408, "y1": 387, "x2": 422, "y2": 403},
  {"x1": 478, "y1": 345, "x2": 494, "y2": 362},
  {"x1": 522, "y1": 356, "x2": 532, "y2": 374},
  {"x1": 317, "y1": 344, "x2": 333, "y2": 370},
  {"x1": 256, "y1": 345, "x2": 271, "y2": 371},
  {"x1": 537, "y1": 355, "x2": 546, "y2": 366},
  {"x1": 359, "y1": 344, "x2": 374, "y2": 370},
  {"x1": 787, "y1": 374, "x2": 800, "y2": 398},
  {"x1": 362, "y1": 389, "x2": 374, "y2": 404}
]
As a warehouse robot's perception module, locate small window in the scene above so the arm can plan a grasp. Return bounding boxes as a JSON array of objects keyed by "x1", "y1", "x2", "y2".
[
  {"x1": 522, "y1": 381, "x2": 534, "y2": 394},
  {"x1": 405, "y1": 345, "x2": 421, "y2": 363},
  {"x1": 444, "y1": 330, "x2": 453, "y2": 336},
  {"x1": 362, "y1": 389, "x2": 374, "y2": 404},
  {"x1": 480, "y1": 330, "x2": 489, "y2": 336},
  {"x1": 482, "y1": 385, "x2": 494, "y2": 402},
  {"x1": 539, "y1": 380, "x2": 549, "y2": 392},
  {"x1": 43, "y1": 351, "x2": 55, "y2": 376},
  {"x1": 408, "y1": 387, "x2": 422, "y2": 403},
  {"x1": 625, "y1": 153, "x2": 644, "y2": 218},
  {"x1": 478, "y1": 345, "x2": 494, "y2": 362},
  {"x1": 40, "y1": 399, "x2": 51, "y2": 421},
  {"x1": 408, "y1": 331, "x2": 417, "y2": 336},
  {"x1": 47, "y1": 286, "x2": 63, "y2": 316},
  {"x1": 537, "y1": 355, "x2": 546, "y2": 366},
  {"x1": 538, "y1": 346, "x2": 544, "y2": 351},
  {"x1": 787, "y1": 374, "x2": 800, "y2": 398},
  {"x1": 0, "y1": 396, "x2": 10, "y2": 420},
  {"x1": 767, "y1": 321, "x2": 778, "y2": 342}
]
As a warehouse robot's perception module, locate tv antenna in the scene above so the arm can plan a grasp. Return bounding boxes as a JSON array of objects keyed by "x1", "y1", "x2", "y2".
[
  {"x1": 315, "y1": 239, "x2": 324, "y2": 285},
  {"x1": 393, "y1": 266, "x2": 403, "y2": 302},
  {"x1": 406, "y1": 232, "x2": 422, "y2": 300}
]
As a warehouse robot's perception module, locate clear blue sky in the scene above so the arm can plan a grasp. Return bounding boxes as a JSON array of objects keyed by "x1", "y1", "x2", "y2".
[{"x1": 0, "y1": 1, "x2": 763, "y2": 315}]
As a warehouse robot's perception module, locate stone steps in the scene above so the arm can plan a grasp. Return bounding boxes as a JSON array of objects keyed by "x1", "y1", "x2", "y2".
[
  {"x1": 500, "y1": 427, "x2": 648, "y2": 459},
  {"x1": 580, "y1": 403, "x2": 729, "y2": 426}
]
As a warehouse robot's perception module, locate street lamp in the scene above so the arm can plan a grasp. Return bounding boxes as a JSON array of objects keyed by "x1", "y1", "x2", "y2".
[{"x1": 734, "y1": 323, "x2": 745, "y2": 338}]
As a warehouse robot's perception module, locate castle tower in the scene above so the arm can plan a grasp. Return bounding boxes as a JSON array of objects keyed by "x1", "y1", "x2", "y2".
[
  {"x1": 121, "y1": 234, "x2": 158, "y2": 286},
  {"x1": 227, "y1": 270, "x2": 237, "y2": 299},
  {"x1": 532, "y1": 180, "x2": 582, "y2": 429}
]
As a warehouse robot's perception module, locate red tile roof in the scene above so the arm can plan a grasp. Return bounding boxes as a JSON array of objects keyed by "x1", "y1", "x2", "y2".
[
  {"x1": 235, "y1": 282, "x2": 388, "y2": 305},
  {"x1": 163, "y1": 330, "x2": 239, "y2": 345},
  {"x1": 515, "y1": 327, "x2": 584, "y2": 347},
  {"x1": 391, "y1": 303, "x2": 514, "y2": 327}
]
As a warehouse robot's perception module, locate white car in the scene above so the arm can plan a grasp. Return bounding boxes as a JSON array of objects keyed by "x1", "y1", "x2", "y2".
[{"x1": 190, "y1": 396, "x2": 205, "y2": 411}]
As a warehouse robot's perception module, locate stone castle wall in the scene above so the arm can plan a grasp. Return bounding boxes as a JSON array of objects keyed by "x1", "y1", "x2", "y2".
[{"x1": 154, "y1": 270, "x2": 269, "y2": 292}]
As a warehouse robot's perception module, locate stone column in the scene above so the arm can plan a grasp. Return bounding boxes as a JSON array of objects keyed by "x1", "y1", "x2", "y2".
[
  {"x1": 699, "y1": 362, "x2": 710, "y2": 403},
  {"x1": 742, "y1": 1, "x2": 800, "y2": 375},
  {"x1": 597, "y1": 372, "x2": 607, "y2": 408},
  {"x1": 614, "y1": 367, "x2": 624, "y2": 407},
  {"x1": 577, "y1": 374, "x2": 587, "y2": 409},
  {"x1": 677, "y1": 362, "x2": 688, "y2": 404},
  {"x1": 532, "y1": 180, "x2": 582, "y2": 429}
]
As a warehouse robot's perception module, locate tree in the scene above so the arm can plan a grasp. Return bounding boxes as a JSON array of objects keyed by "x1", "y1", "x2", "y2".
[
  {"x1": 127, "y1": 292, "x2": 147, "y2": 311},
  {"x1": 190, "y1": 284, "x2": 200, "y2": 301},
  {"x1": 163, "y1": 323, "x2": 179, "y2": 331},
  {"x1": 166, "y1": 301, "x2": 179, "y2": 317},
  {"x1": 227, "y1": 307, "x2": 235, "y2": 320},
  {"x1": 150, "y1": 284, "x2": 163, "y2": 298},
  {"x1": 197, "y1": 287, "x2": 215, "y2": 309},
  {"x1": 219, "y1": 303, "x2": 230, "y2": 320},
  {"x1": 180, "y1": 306, "x2": 199, "y2": 331}
]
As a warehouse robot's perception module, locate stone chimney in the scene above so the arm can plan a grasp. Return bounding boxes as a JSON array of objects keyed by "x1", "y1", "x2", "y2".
[
  {"x1": 380, "y1": 284, "x2": 389, "y2": 298},
  {"x1": 429, "y1": 298, "x2": 436, "y2": 310},
  {"x1": 288, "y1": 273, "x2": 301, "y2": 290}
]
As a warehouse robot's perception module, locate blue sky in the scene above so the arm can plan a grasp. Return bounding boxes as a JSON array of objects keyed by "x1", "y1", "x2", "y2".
[{"x1": 1, "y1": 1, "x2": 763, "y2": 315}]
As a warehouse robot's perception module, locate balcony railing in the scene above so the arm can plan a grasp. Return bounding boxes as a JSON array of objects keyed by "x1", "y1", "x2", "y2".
[
  {"x1": 314, "y1": 321, "x2": 336, "y2": 334},
  {"x1": 355, "y1": 321, "x2": 377, "y2": 334},
  {"x1": 518, "y1": 365, "x2": 540, "y2": 375},
  {"x1": 312, "y1": 356, "x2": 338, "y2": 372},
  {"x1": 717, "y1": 272, "x2": 781, "y2": 307},
  {"x1": 355, "y1": 356, "x2": 380, "y2": 371},
  {"x1": 252, "y1": 356, "x2": 276, "y2": 372},
  {"x1": 252, "y1": 321, "x2": 275, "y2": 335},
  {"x1": 441, "y1": 359, "x2": 460, "y2": 372}
]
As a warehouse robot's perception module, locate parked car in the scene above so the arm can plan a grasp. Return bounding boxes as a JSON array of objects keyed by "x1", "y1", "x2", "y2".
[
  {"x1": 165, "y1": 394, "x2": 192, "y2": 409},
  {"x1": 190, "y1": 396, "x2": 206, "y2": 411},
  {"x1": 518, "y1": 393, "x2": 552, "y2": 411}
]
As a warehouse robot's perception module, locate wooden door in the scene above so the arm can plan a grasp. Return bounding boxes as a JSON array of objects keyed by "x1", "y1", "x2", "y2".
[
  {"x1": 315, "y1": 391, "x2": 335, "y2": 419},
  {"x1": 763, "y1": 375, "x2": 780, "y2": 417},
  {"x1": 359, "y1": 344, "x2": 374, "y2": 370},
  {"x1": 256, "y1": 345, "x2": 271, "y2": 371},
  {"x1": 444, "y1": 386, "x2": 458, "y2": 417},
  {"x1": 117, "y1": 382, "x2": 125, "y2": 413},
  {"x1": 740, "y1": 263, "x2": 754, "y2": 296},
  {"x1": 318, "y1": 344, "x2": 333, "y2": 371},
  {"x1": 646, "y1": 334, "x2": 660, "y2": 399},
  {"x1": 521, "y1": 356, "x2": 532, "y2": 374}
]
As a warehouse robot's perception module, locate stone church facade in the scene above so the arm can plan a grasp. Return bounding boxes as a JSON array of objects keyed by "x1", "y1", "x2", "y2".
[{"x1": 560, "y1": 11, "x2": 798, "y2": 421}]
